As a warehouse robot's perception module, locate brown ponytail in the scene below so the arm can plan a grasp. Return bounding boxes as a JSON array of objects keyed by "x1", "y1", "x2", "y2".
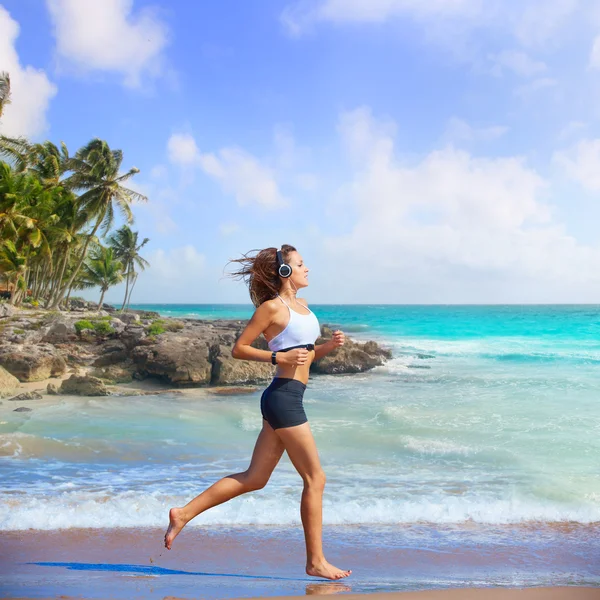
[{"x1": 227, "y1": 244, "x2": 297, "y2": 307}]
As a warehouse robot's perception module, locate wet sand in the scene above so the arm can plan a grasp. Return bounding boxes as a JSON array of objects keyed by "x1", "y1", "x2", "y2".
[{"x1": 1, "y1": 526, "x2": 598, "y2": 599}]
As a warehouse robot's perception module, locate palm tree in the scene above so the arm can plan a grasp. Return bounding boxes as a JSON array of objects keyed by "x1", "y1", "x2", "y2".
[
  {"x1": 0, "y1": 72, "x2": 10, "y2": 119},
  {"x1": 108, "y1": 225, "x2": 150, "y2": 311},
  {"x1": 51, "y1": 138, "x2": 147, "y2": 308},
  {"x1": 0, "y1": 240, "x2": 27, "y2": 305},
  {"x1": 80, "y1": 245, "x2": 124, "y2": 311}
]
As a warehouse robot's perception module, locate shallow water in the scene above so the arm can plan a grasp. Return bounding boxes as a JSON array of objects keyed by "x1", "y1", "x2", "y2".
[{"x1": 1, "y1": 304, "x2": 599, "y2": 593}]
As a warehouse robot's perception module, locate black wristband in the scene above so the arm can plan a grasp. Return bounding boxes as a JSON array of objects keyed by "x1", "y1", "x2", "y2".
[{"x1": 271, "y1": 351, "x2": 277, "y2": 365}]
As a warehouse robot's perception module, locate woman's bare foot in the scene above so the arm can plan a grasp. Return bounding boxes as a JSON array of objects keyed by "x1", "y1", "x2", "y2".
[
  {"x1": 164, "y1": 507, "x2": 188, "y2": 550},
  {"x1": 306, "y1": 560, "x2": 352, "y2": 580}
]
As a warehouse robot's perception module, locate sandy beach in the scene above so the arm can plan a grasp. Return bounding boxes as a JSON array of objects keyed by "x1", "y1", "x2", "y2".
[{"x1": 1, "y1": 526, "x2": 598, "y2": 599}]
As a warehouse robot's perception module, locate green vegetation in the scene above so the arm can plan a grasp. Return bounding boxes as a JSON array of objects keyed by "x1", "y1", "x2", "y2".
[
  {"x1": 0, "y1": 73, "x2": 151, "y2": 311},
  {"x1": 75, "y1": 318, "x2": 115, "y2": 336},
  {"x1": 146, "y1": 321, "x2": 166, "y2": 336},
  {"x1": 150, "y1": 318, "x2": 184, "y2": 332},
  {"x1": 74, "y1": 319, "x2": 95, "y2": 333}
]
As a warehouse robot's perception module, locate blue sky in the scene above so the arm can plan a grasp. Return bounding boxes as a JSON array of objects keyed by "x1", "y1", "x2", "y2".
[{"x1": 2, "y1": 0, "x2": 600, "y2": 304}]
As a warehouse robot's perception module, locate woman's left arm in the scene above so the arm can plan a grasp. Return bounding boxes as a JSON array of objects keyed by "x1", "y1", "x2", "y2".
[{"x1": 314, "y1": 330, "x2": 345, "y2": 360}]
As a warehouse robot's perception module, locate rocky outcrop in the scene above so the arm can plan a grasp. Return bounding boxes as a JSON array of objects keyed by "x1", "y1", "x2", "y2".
[
  {"x1": 59, "y1": 374, "x2": 108, "y2": 396},
  {"x1": 90, "y1": 362, "x2": 134, "y2": 383},
  {"x1": 93, "y1": 340, "x2": 129, "y2": 366},
  {"x1": 42, "y1": 318, "x2": 77, "y2": 343},
  {"x1": 0, "y1": 365, "x2": 20, "y2": 398},
  {"x1": 0, "y1": 304, "x2": 15, "y2": 318},
  {"x1": 131, "y1": 335, "x2": 213, "y2": 385},
  {"x1": 0, "y1": 309, "x2": 393, "y2": 392},
  {"x1": 0, "y1": 343, "x2": 67, "y2": 382},
  {"x1": 211, "y1": 344, "x2": 275, "y2": 385},
  {"x1": 312, "y1": 327, "x2": 393, "y2": 374},
  {"x1": 8, "y1": 391, "x2": 43, "y2": 401}
]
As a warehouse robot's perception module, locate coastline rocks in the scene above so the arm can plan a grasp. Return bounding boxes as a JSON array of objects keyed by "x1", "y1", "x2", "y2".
[
  {"x1": 131, "y1": 335, "x2": 213, "y2": 385},
  {"x1": 0, "y1": 304, "x2": 15, "y2": 318},
  {"x1": 120, "y1": 326, "x2": 147, "y2": 350},
  {"x1": 211, "y1": 344, "x2": 275, "y2": 385},
  {"x1": 59, "y1": 374, "x2": 108, "y2": 396},
  {"x1": 42, "y1": 318, "x2": 77, "y2": 343},
  {"x1": 47, "y1": 382, "x2": 59, "y2": 395},
  {"x1": 0, "y1": 309, "x2": 394, "y2": 391},
  {"x1": 8, "y1": 391, "x2": 43, "y2": 401},
  {"x1": 0, "y1": 343, "x2": 67, "y2": 382},
  {"x1": 0, "y1": 365, "x2": 20, "y2": 398},
  {"x1": 93, "y1": 340, "x2": 129, "y2": 366},
  {"x1": 118, "y1": 313, "x2": 141, "y2": 325},
  {"x1": 90, "y1": 362, "x2": 135, "y2": 384},
  {"x1": 312, "y1": 329, "x2": 393, "y2": 374}
]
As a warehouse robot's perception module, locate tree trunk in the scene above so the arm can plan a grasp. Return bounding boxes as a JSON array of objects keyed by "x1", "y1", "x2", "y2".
[
  {"x1": 120, "y1": 267, "x2": 131, "y2": 312},
  {"x1": 9, "y1": 279, "x2": 17, "y2": 305},
  {"x1": 126, "y1": 272, "x2": 138, "y2": 310},
  {"x1": 50, "y1": 212, "x2": 104, "y2": 309},
  {"x1": 48, "y1": 246, "x2": 70, "y2": 307},
  {"x1": 98, "y1": 288, "x2": 106, "y2": 313}
]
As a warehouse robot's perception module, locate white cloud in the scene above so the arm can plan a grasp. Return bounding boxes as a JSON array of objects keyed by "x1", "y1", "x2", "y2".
[
  {"x1": 319, "y1": 108, "x2": 600, "y2": 302},
  {"x1": 199, "y1": 148, "x2": 288, "y2": 209},
  {"x1": 513, "y1": 0, "x2": 578, "y2": 47},
  {"x1": 282, "y1": 0, "x2": 482, "y2": 35},
  {"x1": 166, "y1": 132, "x2": 289, "y2": 209},
  {"x1": 0, "y1": 6, "x2": 57, "y2": 138},
  {"x1": 489, "y1": 50, "x2": 547, "y2": 77},
  {"x1": 46, "y1": 0, "x2": 169, "y2": 87},
  {"x1": 444, "y1": 117, "x2": 508, "y2": 143},
  {"x1": 219, "y1": 222, "x2": 241, "y2": 236},
  {"x1": 282, "y1": 0, "x2": 581, "y2": 57},
  {"x1": 554, "y1": 138, "x2": 600, "y2": 191},
  {"x1": 589, "y1": 33, "x2": 600, "y2": 69},
  {"x1": 145, "y1": 245, "x2": 205, "y2": 282},
  {"x1": 513, "y1": 77, "x2": 558, "y2": 98},
  {"x1": 558, "y1": 121, "x2": 587, "y2": 140},
  {"x1": 167, "y1": 133, "x2": 200, "y2": 166}
]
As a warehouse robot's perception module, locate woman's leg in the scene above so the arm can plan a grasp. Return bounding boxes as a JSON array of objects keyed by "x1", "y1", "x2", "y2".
[
  {"x1": 275, "y1": 423, "x2": 351, "y2": 580},
  {"x1": 164, "y1": 420, "x2": 285, "y2": 549}
]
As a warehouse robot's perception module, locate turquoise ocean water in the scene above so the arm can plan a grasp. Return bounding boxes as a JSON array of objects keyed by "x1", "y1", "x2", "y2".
[{"x1": 1, "y1": 304, "x2": 599, "y2": 595}]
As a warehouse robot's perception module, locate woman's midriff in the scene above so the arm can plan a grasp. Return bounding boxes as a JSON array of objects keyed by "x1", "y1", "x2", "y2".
[{"x1": 274, "y1": 350, "x2": 315, "y2": 385}]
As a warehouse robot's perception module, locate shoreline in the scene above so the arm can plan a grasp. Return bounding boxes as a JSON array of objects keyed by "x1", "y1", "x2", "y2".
[
  {"x1": 3, "y1": 588, "x2": 600, "y2": 600},
  {"x1": 1, "y1": 527, "x2": 598, "y2": 599}
]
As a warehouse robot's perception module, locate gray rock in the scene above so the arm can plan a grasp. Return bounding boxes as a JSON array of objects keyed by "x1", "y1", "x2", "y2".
[
  {"x1": 0, "y1": 343, "x2": 67, "y2": 382},
  {"x1": 90, "y1": 362, "x2": 134, "y2": 383},
  {"x1": 311, "y1": 330, "x2": 392, "y2": 375},
  {"x1": 109, "y1": 318, "x2": 126, "y2": 334},
  {"x1": 59, "y1": 374, "x2": 108, "y2": 396},
  {"x1": 93, "y1": 340, "x2": 128, "y2": 367},
  {"x1": 211, "y1": 344, "x2": 274, "y2": 385},
  {"x1": 120, "y1": 325, "x2": 147, "y2": 350},
  {"x1": 47, "y1": 382, "x2": 59, "y2": 395},
  {"x1": 8, "y1": 391, "x2": 43, "y2": 401},
  {"x1": 131, "y1": 334, "x2": 213, "y2": 385},
  {"x1": 118, "y1": 313, "x2": 140, "y2": 324},
  {"x1": 14, "y1": 406, "x2": 32, "y2": 412},
  {"x1": 0, "y1": 365, "x2": 20, "y2": 398},
  {"x1": 42, "y1": 318, "x2": 76, "y2": 342},
  {"x1": 0, "y1": 303, "x2": 15, "y2": 318}
]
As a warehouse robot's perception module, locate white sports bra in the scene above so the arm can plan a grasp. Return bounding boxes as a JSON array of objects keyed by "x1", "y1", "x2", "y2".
[{"x1": 267, "y1": 295, "x2": 321, "y2": 352}]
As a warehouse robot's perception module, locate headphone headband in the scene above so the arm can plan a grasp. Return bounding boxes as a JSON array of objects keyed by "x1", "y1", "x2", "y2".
[{"x1": 276, "y1": 248, "x2": 292, "y2": 278}]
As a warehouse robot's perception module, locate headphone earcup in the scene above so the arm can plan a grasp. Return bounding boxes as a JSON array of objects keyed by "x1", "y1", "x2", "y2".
[{"x1": 279, "y1": 264, "x2": 292, "y2": 278}]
